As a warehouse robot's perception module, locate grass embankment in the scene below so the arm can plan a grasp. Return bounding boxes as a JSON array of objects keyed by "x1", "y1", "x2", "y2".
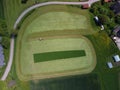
[{"x1": 34, "y1": 50, "x2": 86, "y2": 62}]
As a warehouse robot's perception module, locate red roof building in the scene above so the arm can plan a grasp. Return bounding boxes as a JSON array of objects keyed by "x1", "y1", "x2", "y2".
[
  {"x1": 82, "y1": 4, "x2": 89, "y2": 9},
  {"x1": 104, "y1": 0, "x2": 111, "y2": 2}
]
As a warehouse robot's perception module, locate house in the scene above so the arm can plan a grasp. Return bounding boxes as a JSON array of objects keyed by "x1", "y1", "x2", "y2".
[
  {"x1": 113, "y1": 26, "x2": 120, "y2": 38},
  {"x1": 113, "y1": 55, "x2": 120, "y2": 62},
  {"x1": 82, "y1": 4, "x2": 89, "y2": 9},
  {"x1": 107, "y1": 62, "x2": 113, "y2": 68},
  {"x1": 110, "y1": 1, "x2": 120, "y2": 15},
  {"x1": 0, "y1": 45, "x2": 5, "y2": 67},
  {"x1": 111, "y1": 26, "x2": 120, "y2": 49}
]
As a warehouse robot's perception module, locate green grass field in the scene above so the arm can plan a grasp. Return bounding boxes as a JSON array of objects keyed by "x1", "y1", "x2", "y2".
[{"x1": 34, "y1": 50, "x2": 86, "y2": 63}]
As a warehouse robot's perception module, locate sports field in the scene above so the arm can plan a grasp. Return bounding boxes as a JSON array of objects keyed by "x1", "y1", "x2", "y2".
[{"x1": 16, "y1": 11, "x2": 96, "y2": 81}]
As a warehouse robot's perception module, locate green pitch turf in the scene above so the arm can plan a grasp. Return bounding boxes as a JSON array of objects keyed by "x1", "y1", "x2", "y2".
[{"x1": 34, "y1": 50, "x2": 86, "y2": 63}]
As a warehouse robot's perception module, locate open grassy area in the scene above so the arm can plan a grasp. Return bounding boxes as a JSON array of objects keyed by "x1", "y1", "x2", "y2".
[
  {"x1": 30, "y1": 74, "x2": 100, "y2": 90},
  {"x1": 34, "y1": 50, "x2": 86, "y2": 63}
]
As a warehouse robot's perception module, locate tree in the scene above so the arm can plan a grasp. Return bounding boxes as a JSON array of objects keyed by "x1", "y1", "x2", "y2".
[
  {"x1": 98, "y1": 15, "x2": 110, "y2": 25},
  {"x1": 98, "y1": 7, "x2": 108, "y2": 15},
  {"x1": 107, "y1": 22, "x2": 116, "y2": 30},
  {"x1": 1, "y1": 37, "x2": 10, "y2": 49},
  {"x1": 115, "y1": 15, "x2": 120, "y2": 24},
  {"x1": 108, "y1": 11, "x2": 115, "y2": 19},
  {"x1": 0, "y1": 19, "x2": 9, "y2": 36}
]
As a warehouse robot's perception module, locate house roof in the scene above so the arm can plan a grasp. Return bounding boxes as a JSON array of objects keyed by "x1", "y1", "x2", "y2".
[
  {"x1": 110, "y1": 1, "x2": 120, "y2": 14},
  {"x1": 113, "y1": 55, "x2": 120, "y2": 62},
  {"x1": 82, "y1": 4, "x2": 89, "y2": 9},
  {"x1": 113, "y1": 26, "x2": 120, "y2": 37}
]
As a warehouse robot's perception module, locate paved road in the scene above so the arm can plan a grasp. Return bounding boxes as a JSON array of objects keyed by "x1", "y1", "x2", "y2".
[
  {"x1": 1, "y1": 38, "x2": 14, "y2": 81},
  {"x1": 1, "y1": 0, "x2": 99, "y2": 81},
  {"x1": 14, "y1": 0, "x2": 99, "y2": 29}
]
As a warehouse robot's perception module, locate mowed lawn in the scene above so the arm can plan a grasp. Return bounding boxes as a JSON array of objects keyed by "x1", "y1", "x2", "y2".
[
  {"x1": 16, "y1": 37, "x2": 96, "y2": 81},
  {"x1": 34, "y1": 50, "x2": 86, "y2": 63},
  {"x1": 25, "y1": 12, "x2": 89, "y2": 34}
]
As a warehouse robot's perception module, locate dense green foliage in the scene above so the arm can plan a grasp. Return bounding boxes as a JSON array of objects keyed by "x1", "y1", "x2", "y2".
[
  {"x1": 34, "y1": 50, "x2": 86, "y2": 62},
  {"x1": 89, "y1": 1, "x2": 120, "y2": 33},
  {"x1": 30, "y1": 74, "x2": 101, "y2": 90}
]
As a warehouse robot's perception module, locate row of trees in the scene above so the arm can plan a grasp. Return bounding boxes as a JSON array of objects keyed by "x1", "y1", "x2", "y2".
[{"x1": 89, "y1": 1, "x2": 120, "y2": 31}]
